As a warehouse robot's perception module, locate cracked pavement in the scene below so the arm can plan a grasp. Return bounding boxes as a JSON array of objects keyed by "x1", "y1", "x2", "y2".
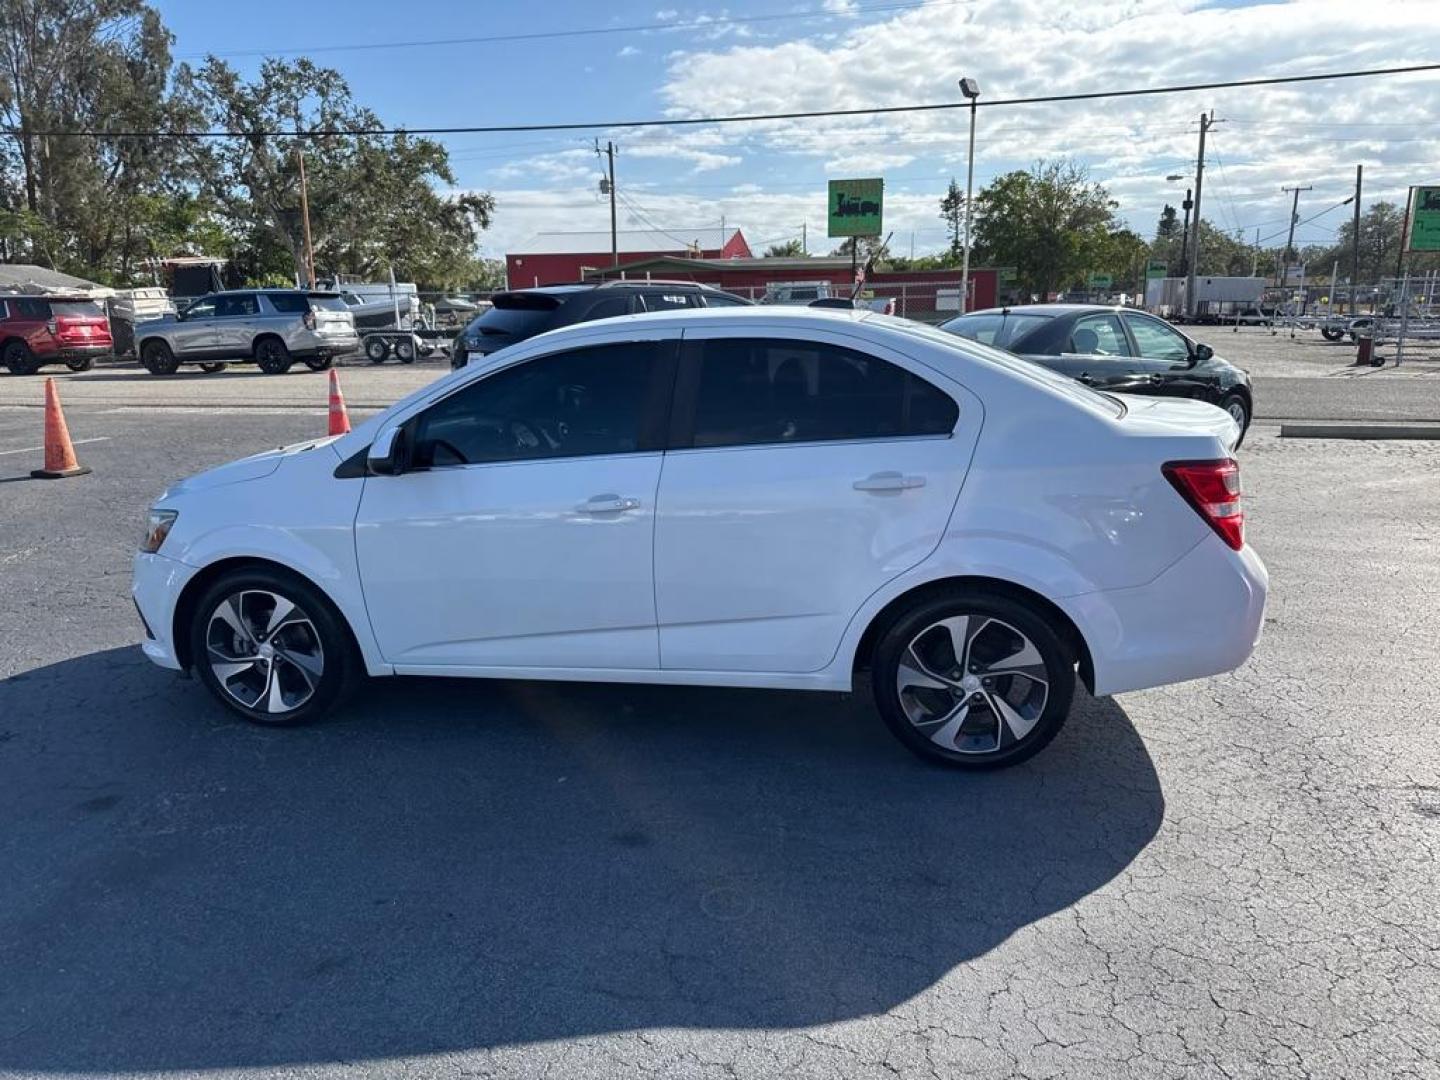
[{"x1": 0, "y1": 387, "x2": 1437, "y2": 1078}]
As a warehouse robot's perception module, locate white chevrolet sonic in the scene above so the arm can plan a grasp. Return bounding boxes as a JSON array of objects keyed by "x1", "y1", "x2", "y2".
[{"x1": 133, "y1": 308, "x2": 1266, "y2": 769}]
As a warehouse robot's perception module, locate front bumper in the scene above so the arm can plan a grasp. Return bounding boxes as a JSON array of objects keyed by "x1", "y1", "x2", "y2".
[
  {"x1": 1066, "y1": 535, "x2": 1268, "y2": 697},
  {"x1": 132, "y1": 551, "x2": 200, "y2": 670}
]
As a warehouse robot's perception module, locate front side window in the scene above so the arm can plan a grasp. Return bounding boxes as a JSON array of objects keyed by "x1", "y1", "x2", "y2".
[
  {"x1": 687, "y1": 338, "x2": 957, "y2": 449},
  {"x1": 182, "y1": 297, "x2": 217, "y2": 320},
  {"x1": 1123, "y1": 313, "x2": 1191, "y2": 362},
  {"x1": 413, "y1": 342, "x2": 663, "y2": 467},
  {"x1": 1068, "y1": 314, "x2": 1131, "y2": 357}
]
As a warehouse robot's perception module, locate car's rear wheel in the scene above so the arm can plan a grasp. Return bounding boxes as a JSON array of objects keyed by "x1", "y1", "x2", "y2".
[
  {"x1": 365, "y1": 337, "x2": 389, "y2": 363},
  {"x1": 199, "y1": 362, "x2": 227, "y2": 374},
  {"x1": 872, "y1": 590, "x2": 1075, "y2": 769},
  {"x1": 140, "y1": 339, "x2": 179, "y2": 375},
  {"x1": 254, "y1": 337, "x2": 292, "y2": 374},
  {"x1": 1219, "y1": 392, "x2": 1250, "y2": 447},
  {"x1": 304, "y1": 355, "x2": 333, "y2": 371},
  {"x1": 2, "y1": 340, "x2": 39, "y2": 375},
  {"x1": 65, "y1": 355, "x2": 95, "y2": 372},
  {"x1": 189, "y1": 568, "x2": 360, "y2": 727}
]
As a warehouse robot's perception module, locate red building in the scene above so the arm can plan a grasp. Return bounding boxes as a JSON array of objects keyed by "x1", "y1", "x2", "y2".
[
  {"x1": 584, "y1": 255, "x2": 998, "y2": 320},
  {"x1": 506, "y1": 228, "x2": 752, "y2": 288}
]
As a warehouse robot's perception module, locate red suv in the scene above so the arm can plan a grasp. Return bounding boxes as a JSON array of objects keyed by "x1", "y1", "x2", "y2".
[{"x1": 0, "y1": 294, "x2": 113, "y2": 375}]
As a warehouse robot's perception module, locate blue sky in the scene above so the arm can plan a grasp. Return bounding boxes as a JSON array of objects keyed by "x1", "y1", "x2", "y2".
[{"x1": 151, "y1": 0, "x2": 1440, "y2": 260}]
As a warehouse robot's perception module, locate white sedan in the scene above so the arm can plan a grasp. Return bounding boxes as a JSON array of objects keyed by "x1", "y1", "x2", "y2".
[{"x1": 133, "y1": 308, "x2": 1266, "y2": 769}]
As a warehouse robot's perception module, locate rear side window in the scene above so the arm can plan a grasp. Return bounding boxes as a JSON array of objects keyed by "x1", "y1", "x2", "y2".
[
  {"x1": 685, "y1": 338, "x2": 957, "y2": 449},
  {"x1": 265, "y1": 293, "x2": 309, "y2": 314},
  {"x1": 49, "y1": 300, "x2": 105, "y2": 318},
  {"x1": 640, "y1": 292, "x2": 694, "y2": 312},
  {"x1": 584, "y1": 296, "x2": 633, "y2": 320},
  {"x1": 942, "y1": 312, "x2": 1051, "y2": 349},
  {"x1": 215, "y1": 294, "x2": 258, "y2": 317}
]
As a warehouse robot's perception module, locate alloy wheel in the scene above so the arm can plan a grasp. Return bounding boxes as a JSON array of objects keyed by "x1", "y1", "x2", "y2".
[
  {"x1": 895, "y1": 615, "x2": 1050, "y2": 755},
  {"x1": 205, "y1": 589, "x2": 325, "y2": 715}
]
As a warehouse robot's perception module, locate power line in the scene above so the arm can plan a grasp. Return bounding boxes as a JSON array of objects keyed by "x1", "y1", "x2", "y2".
[
  {"x1": 178, "y1": 0, "x2": 971, "y2": 59},
  {"x1": 29, "y1": 62, "x2": 1440, "y2": 139}
]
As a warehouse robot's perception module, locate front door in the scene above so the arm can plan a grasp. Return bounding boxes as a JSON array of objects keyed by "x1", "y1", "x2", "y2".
[
  {"x1": 1120, "y1": 312, "x2": 1212, "y2": 401},
  {"x1": 653, "y1": 330, "x2": 975, "y2": 673},
  {"x1": 172, "y1": 296, "x2": 219, "y2": 356},
  {"x1": 354, "y1": 338, "x2": 675, "y2": 670}
]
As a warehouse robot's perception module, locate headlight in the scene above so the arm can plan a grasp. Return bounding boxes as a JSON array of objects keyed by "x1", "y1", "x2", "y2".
[{"x1": 141, "y1": 509, "x2": 178, "y2": 553}]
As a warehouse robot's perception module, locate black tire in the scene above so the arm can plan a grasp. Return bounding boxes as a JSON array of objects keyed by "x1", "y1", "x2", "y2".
[
  {"x1": 188, "y1": 566, "x2": 361, "y2": 728},
  {"x1": 304, "y1": 355, "x2": 334, "y2": 372},
  {"x1": 199, "y1": 362, "x2": 227, "y2": 374},
  {"x1": 2, "y1": 340, "x2": 40, "y2": 375},
  {"x1": 394, "y1": 337, "x2": 416, "y2": 364},
  {"x1": 872, "y1": 589, "x2": 1076, "y2": 769},
  {"x1": 254, "y1": 336, "x2": 293, "y2": 374},
  {"x1": 1320, "y1": 327, "x2": 1345, "y2": 342},
  {"x1": 1218, "y1": 391, "x2": 1250, "y2": 448},
  {"x1": 139, "y1": 339, "x2": 179, "y2": 376},
  {"x1": 365, "y1": 337, "x2": 389, "y2": 364},
  {"x1": 65, "y1": 355, "x2": 95, "y2": 372}
]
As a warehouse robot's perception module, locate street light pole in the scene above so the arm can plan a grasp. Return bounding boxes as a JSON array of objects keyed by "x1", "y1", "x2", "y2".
[
  {"x1": 958, "y1": 77, "x2": 980, "y2": 311},
  {"x1": 1184, "y1": 112, "x2": 1211, "y2": 321}
]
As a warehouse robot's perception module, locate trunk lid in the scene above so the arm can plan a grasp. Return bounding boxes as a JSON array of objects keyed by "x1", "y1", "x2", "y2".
[{"x1": 1114, "y1": 394, "x2": 1241, "y2": 452}]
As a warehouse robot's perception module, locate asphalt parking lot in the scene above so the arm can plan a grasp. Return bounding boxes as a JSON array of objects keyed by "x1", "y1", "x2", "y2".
[{"x1": 1, "y1": 350, "x2": 1438, "y2": 1079}]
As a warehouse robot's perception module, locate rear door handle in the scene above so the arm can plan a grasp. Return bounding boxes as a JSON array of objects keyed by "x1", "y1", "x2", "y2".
[
  {"x1": 578, "y1": 494, "x2": 641, "y2": 513},
  {"x1": 853, "y1": 471, "x2": 926, "y2": 492}
]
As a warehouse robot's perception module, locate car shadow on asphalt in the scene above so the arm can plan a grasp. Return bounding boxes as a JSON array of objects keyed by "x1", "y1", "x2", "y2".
[{"x1": 0, "y1": 647, "x2": 1163, "y2": 1072}]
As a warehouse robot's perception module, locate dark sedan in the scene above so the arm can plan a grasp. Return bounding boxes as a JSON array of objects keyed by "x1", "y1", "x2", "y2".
[{"x1": 941, "y1": 304, "x2": 1254, "y2": 443}]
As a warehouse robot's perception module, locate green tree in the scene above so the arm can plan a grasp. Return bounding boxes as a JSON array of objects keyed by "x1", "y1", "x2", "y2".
[
  {"x1": 938, "y1": 177, "x2": 965, "y2": 260},
  {"x1": 174, "y1": 56, "x2": 494, "y2": 289},
  {"x1": 971, "y1": 159, "x2": 1118, "y2": 297},
  {"x1": 830, "y1": 235, "x2": 891, "y2": 264},
  {"x1": 1149, "y1": 218, "x2": 1255, "y2": 279},
  {"x1": 1311, "y1": 200, "x2": 1440, "y2": 284},
  {"x1": 764, "y1": 238, "x2": 805, "y2": 257},
  {"x1": 1157, "y1": 204, "x2": 1178, "y2": 238}
]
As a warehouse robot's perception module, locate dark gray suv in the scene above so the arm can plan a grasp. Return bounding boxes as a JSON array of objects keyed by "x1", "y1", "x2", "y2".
[{"x1": 452, "y1": 281, "x2": 750, "y2": 369}]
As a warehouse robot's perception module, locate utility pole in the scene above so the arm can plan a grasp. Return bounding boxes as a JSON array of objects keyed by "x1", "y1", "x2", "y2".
[
  {"x1": 801, "y1": 221, "x2": 807, "y2": 255},
  {"x1": 1184, "y1": 112, "x2": 1211, "y2": 321},
  {"x1": 958, "y1": 76, "x2": 981, "y2": 311},
  {"x1": 1251, "y1": 228, "x2": 1260, "y2": 277},
  {"x1": 296, "y1": 143, "x2": 316, "y2": 288},
  {"x1": 598, "y1": 140, "x2": 618, "y2": 268},
  {"x1": 1350, "y1": 164, "x2": 1363, "y2": 315},
  {"x1": 1278, "y1": 184, "x2": 1312, "y2": 288}
]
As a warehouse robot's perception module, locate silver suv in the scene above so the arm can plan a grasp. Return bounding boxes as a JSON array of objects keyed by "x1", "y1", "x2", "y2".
[{"x1": 136, "y1": 290, "x2": 360, "y2": 376}]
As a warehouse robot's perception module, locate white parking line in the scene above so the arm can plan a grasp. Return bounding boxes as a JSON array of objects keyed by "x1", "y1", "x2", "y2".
[{"x1": 0, "y1": 436, "x2": 111, "y2": 457}]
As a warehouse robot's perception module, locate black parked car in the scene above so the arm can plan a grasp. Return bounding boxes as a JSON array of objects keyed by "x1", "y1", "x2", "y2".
[
  {"x1": 452, "y1": 281, "x2": 750, "y2": 369},
  {"x1": 941, "y1": 303, "x2": 1254, "y2": 443}
]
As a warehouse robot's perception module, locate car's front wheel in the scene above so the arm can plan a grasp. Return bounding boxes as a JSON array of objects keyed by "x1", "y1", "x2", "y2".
[
  {"x1": 140, "y1": 339, "x2": 179, "y2": 375},
  {"x1": 1219, "y1": 392, "x2": 1250, "y2": 447},
  {"x1": 189, "y1": 568, "x2": 360, "y2": 726},
  {"x1": 872, "y1": 590, "x2": 1075, "y2": 769}
]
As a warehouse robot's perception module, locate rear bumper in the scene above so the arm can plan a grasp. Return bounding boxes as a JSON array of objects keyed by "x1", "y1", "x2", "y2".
[
  {"x1": 1065, "y1": 536, "x2": 1268, "y2": 696},
  {"x1": 132, "y1": 551, "x2": 199, "y2": 671},
  {"x1": 54, "y1": 343, "x2": 112, "y2": 359}
]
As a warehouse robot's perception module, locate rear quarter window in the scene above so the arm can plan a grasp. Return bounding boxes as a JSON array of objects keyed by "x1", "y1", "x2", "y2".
[{"x1": 265, "y1": 293, "x2": 310, "y2": 314}]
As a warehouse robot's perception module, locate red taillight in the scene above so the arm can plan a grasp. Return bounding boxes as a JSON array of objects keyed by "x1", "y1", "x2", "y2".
[{"x1": 1163, "y1": 458, "x2": 1243, "y2": 551}]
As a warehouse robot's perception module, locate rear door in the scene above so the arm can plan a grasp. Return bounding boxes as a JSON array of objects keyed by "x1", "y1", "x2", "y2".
[
  {"x1": 653, "y1": 328, "x2": 975, "y2": 673},
  {"x1": 212, "y1": 293, "x2": 259, "y2": 355}
]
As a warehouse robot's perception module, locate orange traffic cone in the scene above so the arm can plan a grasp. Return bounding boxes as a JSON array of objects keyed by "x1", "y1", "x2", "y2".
[
  {"x1": 327, "y1": 368, "x2": 351, "y2": 436},
  {"x1": 31, "y1": 377, "x2": 91, "y2": 480}
]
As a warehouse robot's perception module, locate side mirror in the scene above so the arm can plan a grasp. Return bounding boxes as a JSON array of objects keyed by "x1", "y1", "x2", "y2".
[
  {"x1": 367, "y1": 424, "x2": 409, "y2": 476},
  {"x1": 1193, "y1": 342, "x2": 1214, "y2": 363}
]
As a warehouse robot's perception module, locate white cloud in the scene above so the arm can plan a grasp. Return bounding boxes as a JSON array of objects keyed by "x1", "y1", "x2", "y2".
[
  {"x1": 617, "y1": 44, "x2": 641, "y2": 58},
  {"x1": 822, "y1": 0, "x2": 860, "y2": 12}
]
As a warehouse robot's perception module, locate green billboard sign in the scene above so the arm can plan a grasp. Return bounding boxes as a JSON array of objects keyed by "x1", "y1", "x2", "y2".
[
  {"x1": 1407, "y1": 185, "x2": 1440, "y2": 252},
  {"x1": 1145, "y1": 259, "x2": 1168, "y2": 280},
  {"x1": 828, "y1": 178, "x2": 884, "y2": 237},
  {"x1": 1087, "y1": 273, "x2": 1113, "y2": 289}
]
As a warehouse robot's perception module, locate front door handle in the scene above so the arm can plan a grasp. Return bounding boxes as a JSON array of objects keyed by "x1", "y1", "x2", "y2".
[
  {"x1": 853, "y1": 471, "x2": 926, "y2": 492},
  {"x1": 578, "y1": 494, "x2": 641, "y2": 513},
  {"x1": 1077, "y1": 372, "x2": 1096, "y2": 384}
]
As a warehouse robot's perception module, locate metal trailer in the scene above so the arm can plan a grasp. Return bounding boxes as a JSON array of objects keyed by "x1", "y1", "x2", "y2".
[{"x1": 359, "y1": 327, "x2": 453, "y2": 365}]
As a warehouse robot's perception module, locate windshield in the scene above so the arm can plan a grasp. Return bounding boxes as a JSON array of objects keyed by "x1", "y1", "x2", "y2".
[
  {"x1": 941, "y1": 311, "x2": 1052, "y2": 349},
  {"x1": 880, "y1": 316, "x2": 1125, "y2": 418}
]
